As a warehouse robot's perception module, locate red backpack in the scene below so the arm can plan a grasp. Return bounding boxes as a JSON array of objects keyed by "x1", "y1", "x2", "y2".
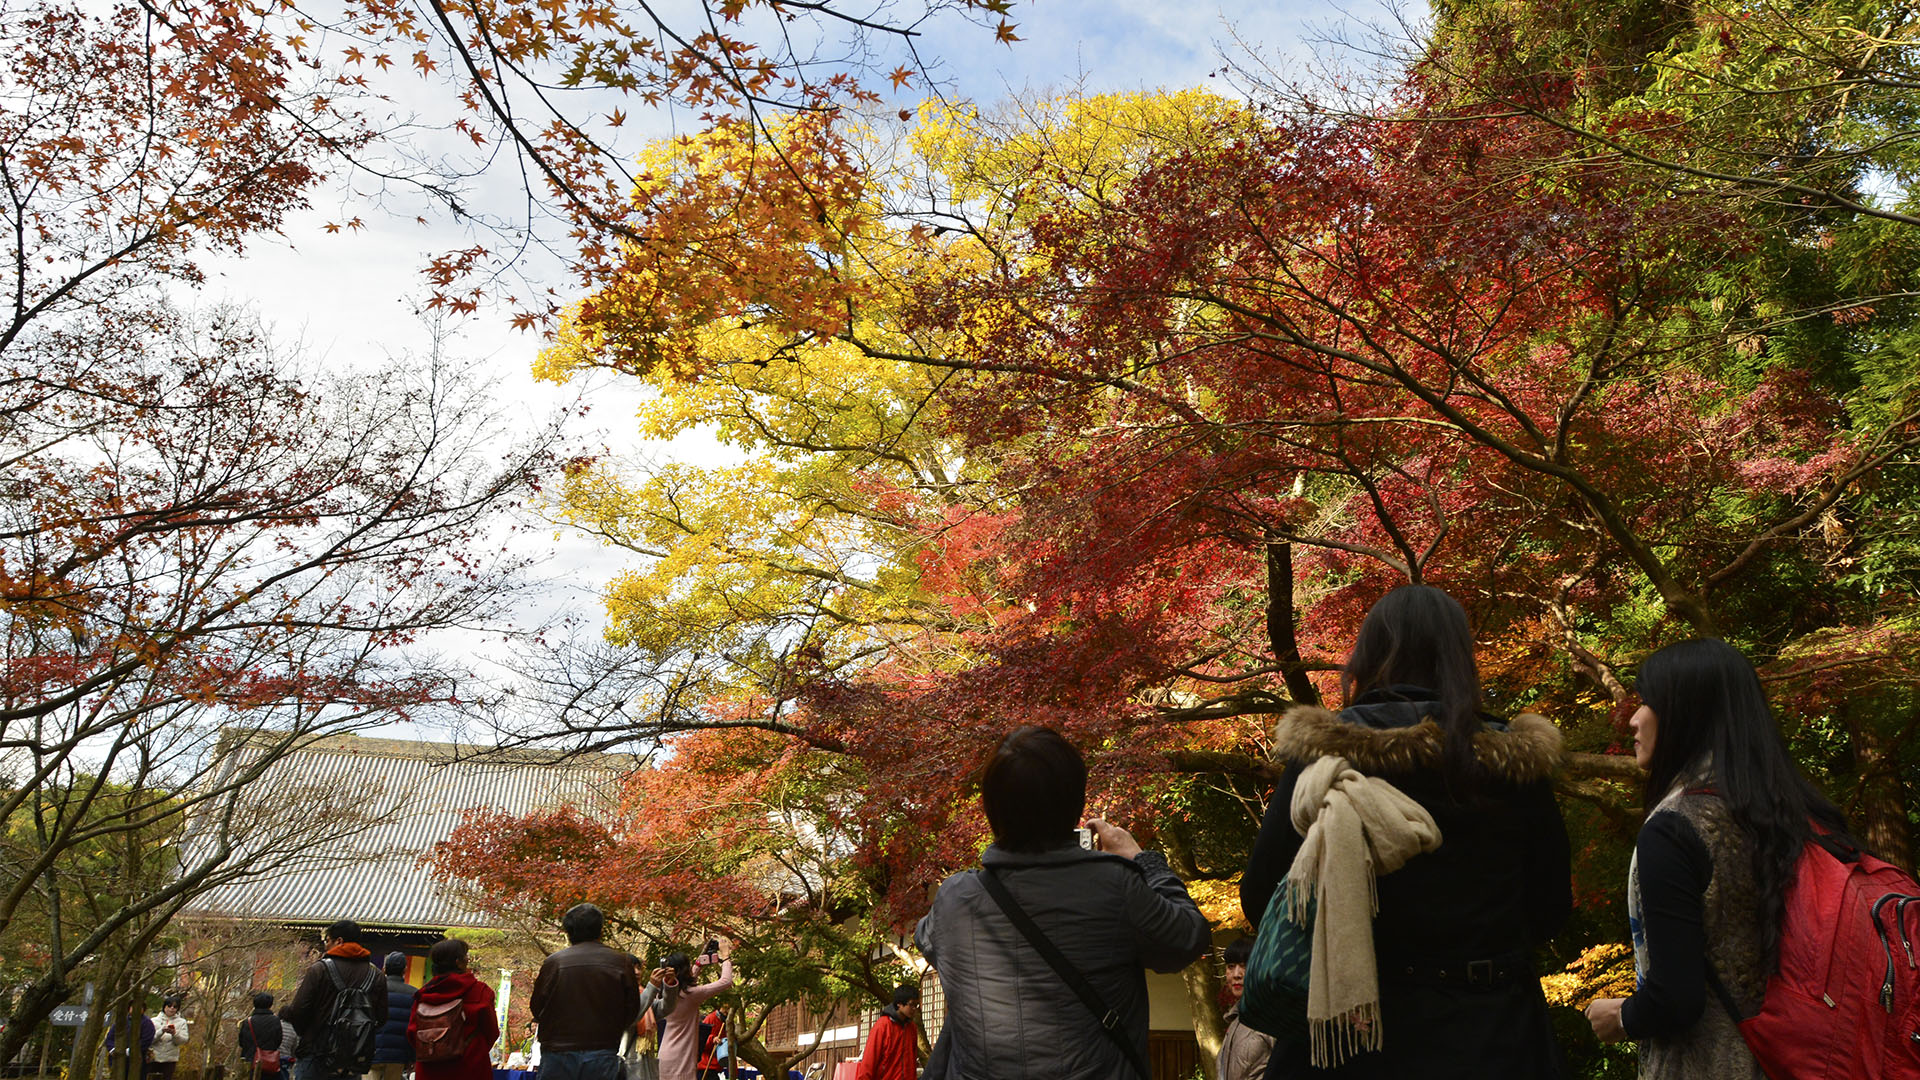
[
  {"x1": 410, "y1": 998, "x2": 474, "y2": 1064},
  {"x1": 1712, "y1": 833, "x2": 1920, "y2": 1078}
]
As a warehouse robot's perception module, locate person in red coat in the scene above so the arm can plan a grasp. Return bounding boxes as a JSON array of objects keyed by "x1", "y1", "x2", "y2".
[
  {"x1": 408, "y1": 939, "x2": 499, "y2": 1080},
  {"x1": 853, "y1": 986, "x2": 919, "y2": 1080}
]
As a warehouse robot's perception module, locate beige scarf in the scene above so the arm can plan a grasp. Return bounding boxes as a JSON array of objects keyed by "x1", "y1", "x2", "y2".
[{"x1": 1282, "y1": 756, "x2": 1442, "y2": 1068}]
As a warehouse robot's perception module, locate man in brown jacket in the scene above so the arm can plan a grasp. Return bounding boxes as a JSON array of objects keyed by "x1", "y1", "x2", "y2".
[
  {"x1": 280, "y1": 920, "x2": 388, "y2": 1080},
  {"x1": 530, "y1": 904, "x2": 639, "y2": 1080}
]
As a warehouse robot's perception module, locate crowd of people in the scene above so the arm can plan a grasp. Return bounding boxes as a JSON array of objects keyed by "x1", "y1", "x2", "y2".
[
  {"x1": 178, "y1": 583, "x2": 1848, "y2": 1080},
  {"x1": 910, "y1": 584, "x2": 1859, "y2": 1080}
]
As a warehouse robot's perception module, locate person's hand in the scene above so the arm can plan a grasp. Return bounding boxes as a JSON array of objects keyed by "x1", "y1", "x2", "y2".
[
  {"x1": 649, "y1": 967, "x2": 670, "y2": 987},
  {"x1": 1085, "y1": 818, "x2": 1142, "y2": 859},
  {"x1": 715, "y1": 935, "x2": 732, "y2": 961},
  {"x1": 1585, "y1": 997, "x2": 1628, "y2": 1043}
]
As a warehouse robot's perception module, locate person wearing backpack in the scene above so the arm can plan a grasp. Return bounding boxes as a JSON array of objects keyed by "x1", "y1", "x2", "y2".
[
  {"x1": 281, "y1": 919, "x2": 390, "y2": 1080},
  {"x1": 1584, "y1": 639, "x2": 1864, "y2": 1079},
  {"x1": 408, "y1": 939, "x2": 498, "y2": 1080}
]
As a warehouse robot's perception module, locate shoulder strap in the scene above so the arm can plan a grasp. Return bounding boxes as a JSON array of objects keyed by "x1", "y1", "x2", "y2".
[
  {"x1": 975, "y1": 867, "x2": 1149, "y2": 1080},
  {"x1": 1704, "y1": 962, "x2": 1742, "y2": 1024},
  {"x1": 324, "y1": 958, "x2": 344, "y2": 991}
]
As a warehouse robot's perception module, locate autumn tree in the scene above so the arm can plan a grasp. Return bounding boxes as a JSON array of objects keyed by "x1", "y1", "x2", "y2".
[
  {"x1": 432, "y1": 727, "x2": 932, "y2": 1078},
  {"x1": 503, "y1": 15, "x2": 1920, "y2": 1066},
  {"x1": 27, "y1": 0, "x2": 1029, "y2": 323},
  {"x1": 0, "y1": 310, "x2": 560, "y2": 1060}
]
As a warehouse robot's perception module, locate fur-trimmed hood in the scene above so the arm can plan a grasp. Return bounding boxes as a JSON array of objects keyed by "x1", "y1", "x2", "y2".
[{"x1": 1273, "y1": 704, "x2": 1563, "y2": 784}]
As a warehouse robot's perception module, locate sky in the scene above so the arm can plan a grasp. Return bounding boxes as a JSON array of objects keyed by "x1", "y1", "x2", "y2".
[{"x1": 192, "y1": 0, "x2": 1414, "y2": 731}]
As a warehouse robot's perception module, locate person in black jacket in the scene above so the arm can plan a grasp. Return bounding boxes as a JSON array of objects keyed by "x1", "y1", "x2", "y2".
[
  {"x1": 280, "y1": 919, "x2": 389, "y2": 1080},
  {"x1": 238, "y1": 993, "x2": 284, "y2": 1080},
  {"x1": 1240, "y1": 585, "x2": 1571, "y2": 1079},
  {"x1": 368, "y1": 953, "x2": 416, "y2": 1080},
  {"x1": 1581, "y1": 639, "x2": 1859, "y2": 1079}
]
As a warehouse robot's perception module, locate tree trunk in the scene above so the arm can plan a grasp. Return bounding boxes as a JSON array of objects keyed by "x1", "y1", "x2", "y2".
[
  {"x1": 1266, "y1": 539, "x2": 1321, "y2": 707},
  {"x1": 0, "y1": 972, "x2": 76, "y2": 1068},
  {"x1": 1157, "y1": 823, "x2": 1223, "y2": 1079},
  {"x1": 1844, "y1": 700, "x2": 1913, "y2": 869},
  {"x1": 71, "y1": 984, "x2": 106, "y2": 1080},
  {"x1": 1180, "y1": 955, "x2": 1224, "y2": 1080}
]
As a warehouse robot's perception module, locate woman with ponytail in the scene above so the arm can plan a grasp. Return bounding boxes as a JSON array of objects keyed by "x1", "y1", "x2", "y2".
[
  {"x1": 1584, "y1": 639, "x2": 1855, "y2": 1078},
  {"x1": 1240, "y1": 585, "x2": 1571, "y2": 1078}
]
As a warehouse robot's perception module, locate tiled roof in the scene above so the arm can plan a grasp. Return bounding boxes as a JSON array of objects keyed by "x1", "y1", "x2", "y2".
[{"x1": 183, "y1": 732, "x2": 633, "y2": 930}]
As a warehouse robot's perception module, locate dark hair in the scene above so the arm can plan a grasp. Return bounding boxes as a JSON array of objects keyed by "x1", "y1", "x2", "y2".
[
  {"x1": 251, "y1": 992, "x2": 274, "y2": 1010},
  {"x1": 1343, "y1": 585, "x2": 1485, "y2": 785},
  {"x1": 562, "y1": 903, "x2": 604, "y2": 944},
  {"x1": 890, "y1": 984, "x2": 920, "y2": 1008},
  {"x1": 384, "y1": 952, "x2": 408, "y2": 976},
  {"x1": 325, "y1": 919, "x2": 361, "y2": 944},
  {"x1": 428, "y1": 938, "x2": 469, "y2": 976},
  {"x1": 1636, "y1": 638, "x2": 1853, "y2": 969},
  {"x1": 980, "y1": 726, "x2": 1087, "y2": 853},
  {"x1": 663, "y1": 952, "x2": 693, "y2": 985},
  {"x1": 1223, "y1": 936, "x2": 1255, "y2": 967}
]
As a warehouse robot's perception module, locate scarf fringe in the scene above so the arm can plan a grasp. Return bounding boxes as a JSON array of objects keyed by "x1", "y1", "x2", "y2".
[{"x1": 1308, "y1": 1001, "x2": 1382, "y2": 1069}]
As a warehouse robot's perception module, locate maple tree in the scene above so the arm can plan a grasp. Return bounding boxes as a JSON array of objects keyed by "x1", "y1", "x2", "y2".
[
  {"x1": 39, "y1": 0, "x2": 1032, "y2": 322},
  {"x1": 458, "y1": 6, "x2": 1920, "y2": 1080},
  {"x1": 0, "y1": 0, "x2": 1032, "y2": 1066},
  {"x1": 0, "y1": 0, "x2": 607, "y2": 1053},
  {"x1": 0, "y1": 300, "x2": 560, "y2": 1059},
  {"x1": 433, "y1": 726, "x2": 934, "y2": 1077}
]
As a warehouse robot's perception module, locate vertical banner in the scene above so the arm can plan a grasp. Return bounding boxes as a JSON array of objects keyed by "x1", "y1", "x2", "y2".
[{"x1": 496, "y1": 969, "x2": 513, "y2": 1063}]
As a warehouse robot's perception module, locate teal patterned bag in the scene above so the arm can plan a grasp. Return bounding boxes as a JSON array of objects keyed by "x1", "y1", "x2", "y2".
[{"x1": 1237, "y1": 880, "x2": 1313, "y2": 1041}]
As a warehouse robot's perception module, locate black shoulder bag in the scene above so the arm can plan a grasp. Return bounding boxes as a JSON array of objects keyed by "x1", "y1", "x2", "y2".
[{"x1": 975, "y1": 867, "x2": 1151, "y2": 1080}]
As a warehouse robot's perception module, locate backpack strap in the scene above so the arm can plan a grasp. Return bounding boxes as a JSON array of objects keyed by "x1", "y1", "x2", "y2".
[
  {"x1": 1703, "y1": 963, "x2": 1743, "y2": 1025},
  {"x1": 975, "y1": 867, "x2": 1150, "y2": 1080}
]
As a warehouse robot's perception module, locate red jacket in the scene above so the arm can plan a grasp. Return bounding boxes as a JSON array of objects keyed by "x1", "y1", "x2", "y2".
[
  {"x1": 408, "y1": 972, "x2": 499, "y2": 1080},
  {"x1": 696, "y1": 1010, "x2": 725, "y2": 1069},
  {"x1": 854, "y1": 1008, "x2": 916, "y2": 1080}
]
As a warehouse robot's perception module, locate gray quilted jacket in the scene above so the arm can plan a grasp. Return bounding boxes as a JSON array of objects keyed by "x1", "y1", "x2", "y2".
[{"x1": 915, "y1": 844, "x2": 1210, "y2": 1080}]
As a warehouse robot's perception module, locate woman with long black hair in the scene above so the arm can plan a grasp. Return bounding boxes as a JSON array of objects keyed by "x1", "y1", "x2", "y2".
[
  {"x1": 1240, "y1": 585, "x2": 1571, "y2": 1078},
  {"x1": 1584, "y1": 638, "x2": 1854, "y2": 1078}
]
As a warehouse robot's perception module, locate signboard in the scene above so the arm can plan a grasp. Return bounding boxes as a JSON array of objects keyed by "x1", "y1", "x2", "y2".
[{"x1": 49, "y1": 1005, "x2": 89, "y2": 1027}]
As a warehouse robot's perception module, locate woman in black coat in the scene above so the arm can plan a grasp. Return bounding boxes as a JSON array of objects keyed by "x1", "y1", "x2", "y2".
[{"x1": 1240, "y1": 585, "x2": 1572, "y2": 1079}]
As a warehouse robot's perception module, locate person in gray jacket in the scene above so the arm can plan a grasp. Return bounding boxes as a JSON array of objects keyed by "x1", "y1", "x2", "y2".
[{"x1": 915, "y1": 725, "x2": 1210, "y2": 1080}]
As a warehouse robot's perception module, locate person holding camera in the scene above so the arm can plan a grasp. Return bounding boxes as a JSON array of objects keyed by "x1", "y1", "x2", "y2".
[
  {"x1": 915, "y1": 725, "x2": 1210, "y2": 1080},
  {"x1": 650, "y1": 940, "x2": 733, "y2": 1080}
]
